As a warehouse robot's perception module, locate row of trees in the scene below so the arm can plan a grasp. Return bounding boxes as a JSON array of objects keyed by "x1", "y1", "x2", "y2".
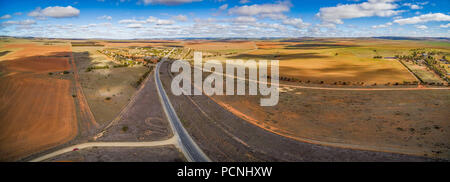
[{"x1": 396, "y1": 48, "x2": 448, "y2": 83}]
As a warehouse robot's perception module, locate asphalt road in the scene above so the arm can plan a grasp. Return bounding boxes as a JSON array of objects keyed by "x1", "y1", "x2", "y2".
[{"x1": 154, "y1": 54, "x2": 211, "y2": 162}]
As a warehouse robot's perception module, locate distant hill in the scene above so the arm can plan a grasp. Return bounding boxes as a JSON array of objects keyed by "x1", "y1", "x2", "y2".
[{"x1": 372, "y1": 36, "x2": 450, "y2": 41}]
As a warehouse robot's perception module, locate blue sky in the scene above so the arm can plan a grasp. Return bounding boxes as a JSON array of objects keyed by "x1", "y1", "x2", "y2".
[{"x1": 0, "y1": 0, "x2": 449, "y2": 38}]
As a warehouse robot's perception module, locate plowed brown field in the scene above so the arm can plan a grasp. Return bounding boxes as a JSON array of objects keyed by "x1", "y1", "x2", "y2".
[{"x1": 0, "y1": 42, "x2": 77, "y2": 161}]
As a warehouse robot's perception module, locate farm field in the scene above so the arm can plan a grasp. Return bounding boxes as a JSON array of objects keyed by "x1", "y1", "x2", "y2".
[
  {"x1": 0, "y1": 39, "x2": 78, "y2": 161},
  {"x1": 202, "y1": 39, "x2": 449, "y2": 85},
  {"x1": 401, "y1": 60, "x2": 444, "y2": 84},
  {"x1": 183, "y1": 38, "x2": 450, "y2": 159},
  {"x1": 101, "y1": 40, "x2": 183, "y2": 48},
  {"x1": 0, "y1": 37, "x2": 448, "y2": 161},
  {"x1": 72, "y1": 46, "x2": 150, "y2": 125},
  {"x1": 211, "y1": 87, "x2": 450, "y2": 159}
]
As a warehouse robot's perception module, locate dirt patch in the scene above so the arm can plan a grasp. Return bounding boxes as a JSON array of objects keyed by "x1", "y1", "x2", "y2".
[
  {"x1": 97, "y1": 73, "x2": 173, "y2": 142},
  {"x1": 44, "y1": 145, "x2": 185, "y2": 162},
  {"x1": 212, "y1": 88, "x2": 450, "y2": 159},
  {"x1": 72, "y1": 47, "x2": 149, "y2": 125}
]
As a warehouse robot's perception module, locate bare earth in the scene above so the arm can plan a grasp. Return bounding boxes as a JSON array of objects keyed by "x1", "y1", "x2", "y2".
[
  {"x1": 96, "y1": 71, "x2": 173, "y2": 142},
  {"x1": 161, "y1": 61, "x2": 436, "y2": 161},
  {"x1": 0, "y1": 42, "x2": 78, "y2": 161},
  {"x1": 44, "y1": 145, "x2": 185, "y2": 162}
]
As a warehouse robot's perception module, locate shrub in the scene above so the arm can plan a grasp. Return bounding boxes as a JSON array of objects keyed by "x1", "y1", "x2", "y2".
[
  {"x1": 86, "y1": 65, "x2": 109, "y2": 72},
  {"x1": 113, "y1": 64, "x2": 128, "y2": 68},
  {"x1": 135, "y1": 69, "x2": 152, "y2": 88},
  {"x1": 122, "y1": 126, "x2": 129, "y2": 132}
]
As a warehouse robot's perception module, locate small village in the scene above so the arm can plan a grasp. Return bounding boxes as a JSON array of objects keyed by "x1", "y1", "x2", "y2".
[
  {"x1": 396, "y1": 48, "x2": 450, "y2": 83},
  {"x1": 98, "y1": 47, "x2": 172, "y2": 67}
]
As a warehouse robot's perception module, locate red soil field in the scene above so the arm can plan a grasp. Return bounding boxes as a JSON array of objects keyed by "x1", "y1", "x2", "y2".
[
  {"x1": 1, "y1": 57, "x2": 70, "y2": 73},
  {"x1": 0, "y1": 77, "x2": 77, "y2": 161},
  {"x1": 1, "y1": 43, "x2": 71, "y2": 60}
]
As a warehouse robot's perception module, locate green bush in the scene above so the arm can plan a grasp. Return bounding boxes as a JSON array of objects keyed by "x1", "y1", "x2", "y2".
[{"x1": 86, "y1": 65, "x2": 109, "y2": 72}]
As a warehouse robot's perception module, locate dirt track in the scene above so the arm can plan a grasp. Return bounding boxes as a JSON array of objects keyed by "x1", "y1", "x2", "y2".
[
  {"x1": 68, "y1": 47, "x2": 99, "y2": 137},
  {"x1": 44, "y1": 145, "x2": 185, "y2": 162}
]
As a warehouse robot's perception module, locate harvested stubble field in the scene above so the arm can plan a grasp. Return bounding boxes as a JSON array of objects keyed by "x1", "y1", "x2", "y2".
[
  {"x1": 0, "y1": 39, "x2": 78, "y2": 161},
  {"x1": 193, "y1": 38, "x2": 450, "y2": 159},
  {"x1": 101, "y1": 40, "x2": 183, "y2": 48},
  {"x1": 205, "y1": 39, "x2": 449, "y2": 85},
  {"x1": 212, "y1": 86, "x2": 450, "y2": 159},
  {"x1": 183, "y1": 40, "x2": 256, "y2": 51}
]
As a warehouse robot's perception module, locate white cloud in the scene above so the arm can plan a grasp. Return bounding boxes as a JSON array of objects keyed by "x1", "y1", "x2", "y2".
[
  {"x1": 282, "y1": 18, "x2": 310, "y2": 29},
  {"x1": 403, "y1": 2, "x2": 428, "y2": 10},
  {"x1": 28, "y1": 8, "x2": 44, "y2": 19},
  {"x1": 155, "y1": 19, "x2": 175, "y2": 25},
  {"x1": 317, "y1": 0, "x2": 403, "y2": 25},
  {"x1": 410, "y1": 5, "x2": 421, "y2": 9},
  {"x1": 228, "y1": 1, "x2": 291, "y2": 17},
  {"x1": 28, "y1": 6, "x2": 80, "y2": 18},
  {"x1": 173, "y1": 14, "x2": 187, "y2": 22},
  {"x1": 240, "y1": 0, "x2": 250, "y2": 4},
  {"x1": 98, "y1": 15, "x2": 112, "y2": 20},
  {"x1": 80, "y1": 22, "x2": 112, "y2": 28},
  {"x1": 2, "y1": 19, "x2": 36, "y2": 26},
  {"x1": 126, "y1": 24, "x2": 144, "y2": 28},
  {"x1": 41, "y1": 6, "x2": 80, "y2": 18},
  {"x1": 372, "y1": 22, "x2": 392, "y2": 28},
  {"x1": 317, "y1": 22, "x2": 337, "y2": 28},
  {"x1": 146, "y1": 16, "x2": 175, "y2": 25},
  {"x1": 260, "y1": 13, "x2": 287, "y2": 20},
  {"x1": 415, "y1": 25, "x2": 427, "y2": 29},
  {"x1": 233, "y1": 16, "x2": 257, "y2": 23},
  {"x1": 141, "y1": 0, "x2": 202, "y2": 5},
  {"x1": 439, "y1": 23, "x2": 450, "y2": 28},
  {"x1": 403, "y1": 3, "x2": 423, "y2": 10},
  {"x1": 394, "y1": 13, "x2": 450, "y2": 25},
  {"x1": 194, "y1": 17, "x2": 216, "y2": 23},
  {"x1": 219, "y1": 4, "x2": 228, "y2": 11},
  {"x1": 119, "y1": 19, "x2": 147, "y2": 24},
  {"x1": 0, "y1": 14, "x2": 12, "y2": 19}
]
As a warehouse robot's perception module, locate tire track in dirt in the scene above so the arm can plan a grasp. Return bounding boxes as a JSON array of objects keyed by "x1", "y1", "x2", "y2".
[{"x1": 68, "y1": 46, "x2": 99, "y2": 136}]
